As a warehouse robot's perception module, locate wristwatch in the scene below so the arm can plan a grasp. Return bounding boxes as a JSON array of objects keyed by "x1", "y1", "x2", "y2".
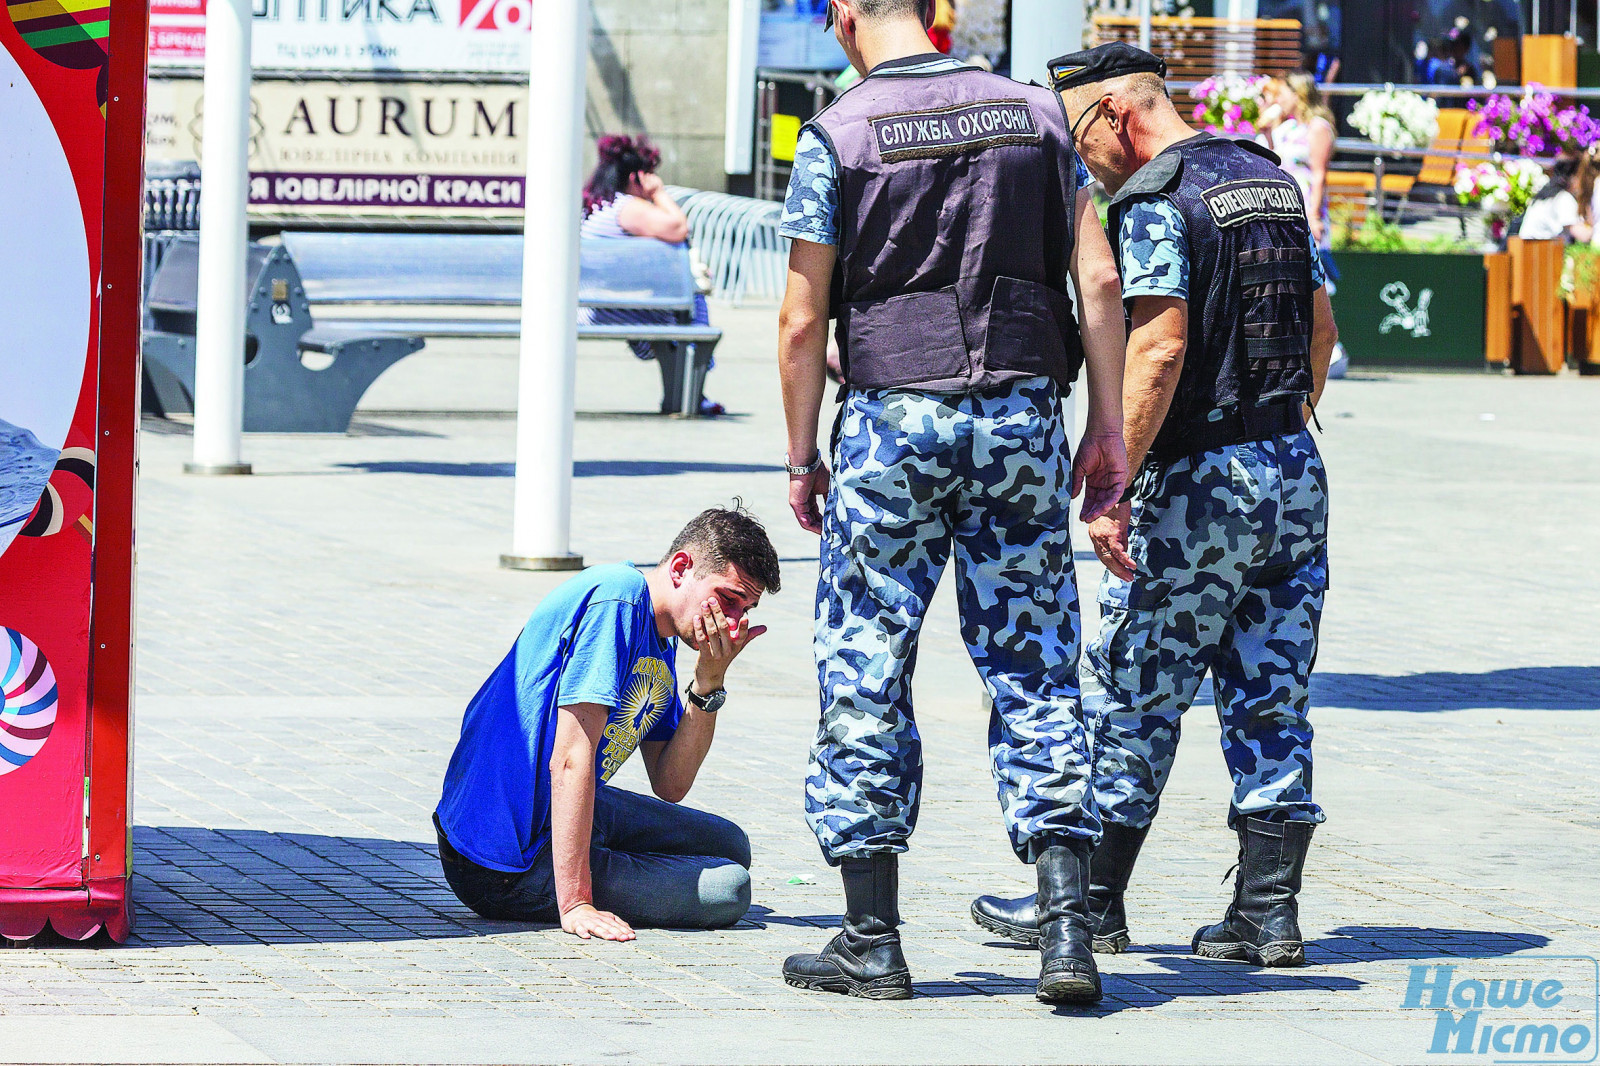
[
  {"x1": 685, "y1": 682, "x2": 726, "y2": 714},
  {"x1": 784, "y1": 452, "x2": 822, "y2": 476}
]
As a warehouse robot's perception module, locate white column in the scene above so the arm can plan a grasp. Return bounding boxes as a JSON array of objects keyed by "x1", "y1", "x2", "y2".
[
  {"x1": 1138, "y1": 0, "x2": 1152, "y2": 51},
  {"x1": 185, "y1": 0, "x2": 253, "y2": 476},
  {"x1": 724, "y1": 0, "x2": 760, "y2": 176},
  {"x1": 1009, "y1": 0, "x2": 1084, "y2": 85},
  {"x1": 501, "y1": 0, "x2": 588, "y2": 571},
  {"x1": 1223, "y1": 0, "x2": 1258, "y2": 21}
]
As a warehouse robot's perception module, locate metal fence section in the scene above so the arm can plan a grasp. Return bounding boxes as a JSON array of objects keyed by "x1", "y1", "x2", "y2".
[
  {"x1": 755, "y1": 68, "x2": 839, "y2": 203},
  {"x1": 144, "y1": 161, "x2": 203, "y2": 298},
  {"x1": 670, "y1": 186, "x2": 790, "y2": 304}
]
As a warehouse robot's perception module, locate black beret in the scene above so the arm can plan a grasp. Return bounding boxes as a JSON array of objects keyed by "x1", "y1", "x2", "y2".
[{"x1": 1047, "y1": 42, "x2": 1167, "y2": 92}]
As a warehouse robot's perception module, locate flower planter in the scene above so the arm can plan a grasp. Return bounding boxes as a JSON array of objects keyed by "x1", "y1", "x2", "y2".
[{"x1": 1329, "y1": 251, "x2": 1487, "y2": 368}]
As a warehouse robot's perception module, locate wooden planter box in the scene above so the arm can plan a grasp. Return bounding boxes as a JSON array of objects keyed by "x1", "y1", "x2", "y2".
[{"x1": 1329, "y1": 251, "x2": 1487, "y2": 368}]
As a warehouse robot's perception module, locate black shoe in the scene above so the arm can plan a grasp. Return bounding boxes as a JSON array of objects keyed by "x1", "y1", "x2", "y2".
[
  {"x1": 1085, "y1": 822, "x2": 1150, "y2": 954},
  {"x1": 1034, "y1": 839, "x2": 1102, "y2": 1005},
  {"x1": 782, "y1": 853, "x2": 912, "y2": 1000},
  {"x1": 1192, "y1": 817, "x2": 1314, "y2": 967},
  {"x1": 970, "y1": 822, "x2": 1151, "y2": 953}
]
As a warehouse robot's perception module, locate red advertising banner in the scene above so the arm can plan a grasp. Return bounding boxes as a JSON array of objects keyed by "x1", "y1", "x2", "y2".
[{"x1": 0, "y1": 0, "x2": 145, "y2": 942}]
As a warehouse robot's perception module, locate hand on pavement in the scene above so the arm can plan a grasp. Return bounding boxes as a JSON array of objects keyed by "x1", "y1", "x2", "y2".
[{"x1": 561, "y1": 903, "x2": 635, "y2": 942}]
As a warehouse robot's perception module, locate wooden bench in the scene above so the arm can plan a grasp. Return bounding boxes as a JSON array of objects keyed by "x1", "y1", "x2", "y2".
[
  {"x1": 1395, "y1": 108, "x2": 1491, "y2": 222},
  {"x1": 141, "y1": 237, "x2": 426, "y2": 433},
  {"x1": 1092, "y1": 16, "x2": 1303, "y2": 78},
  {"x1": 278, "y1": 232, "x2": 722, "y2": 418}
]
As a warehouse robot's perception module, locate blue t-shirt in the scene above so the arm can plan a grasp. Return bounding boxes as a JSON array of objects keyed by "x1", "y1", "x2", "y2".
[
  {"x1": 1117, "y1": 196, "x2": 1327, "y2": 302},
  {"x1": 436, "y1": 564, "x2": 684, "y2": 872},
  {"x1": 779, "y1": 56, "x2": 1094, "y2": 247}
]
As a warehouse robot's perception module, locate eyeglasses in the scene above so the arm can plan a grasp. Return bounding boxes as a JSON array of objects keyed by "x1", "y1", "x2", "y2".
[{"x1": 1068, "y1": 95, "x2": 1110, "y2": 150}]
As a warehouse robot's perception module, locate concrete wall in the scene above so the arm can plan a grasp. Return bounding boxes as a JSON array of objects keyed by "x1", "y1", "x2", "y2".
[{"x1": 587, "y1": 0, "x2": 729, "y2": 192}]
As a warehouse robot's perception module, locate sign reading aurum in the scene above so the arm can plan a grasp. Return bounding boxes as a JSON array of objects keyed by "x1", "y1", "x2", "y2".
[{"x1": 144, "y1": 76, "x2": 529, "y2": 218}]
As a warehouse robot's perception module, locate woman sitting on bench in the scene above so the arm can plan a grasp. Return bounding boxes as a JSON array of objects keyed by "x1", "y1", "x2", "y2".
[{"x1": 580, "y1": 135, "x2": 724, "y2": 417}]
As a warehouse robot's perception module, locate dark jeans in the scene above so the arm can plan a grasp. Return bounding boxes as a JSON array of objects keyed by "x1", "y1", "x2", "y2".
[{"x1": 436, "y1": 785, "x2": 752, "y2": 929}]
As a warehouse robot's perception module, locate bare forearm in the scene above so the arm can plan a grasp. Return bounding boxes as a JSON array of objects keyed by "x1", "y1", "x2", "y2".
[
  {"x1": 779, "y1": 307, "x2": 828, "y2": 462},
  {"x1": 549, "y1": 757, "x2": 596, "y2": 912},
  {"x1": 649, "y1": 706, "x2": 717, "y2": 803},
  {"x1": 1308, "y1": 287, "x2": 1338, "y2": 409},
  {"x1": 1068, "y1": 189, "x2": 1127, "y2": 433},
  {"x1": 1121, "y1": 297, "x2": 1189, "y2": 471}
]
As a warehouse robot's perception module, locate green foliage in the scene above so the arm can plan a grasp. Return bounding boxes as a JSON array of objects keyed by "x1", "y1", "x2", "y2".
[
  {"x1": 1563, "y1": 243, "x2": 1600, "y2": 302},
  {"x1": 1330, "y1": 210, "x2": 1476, "y2": 254}
]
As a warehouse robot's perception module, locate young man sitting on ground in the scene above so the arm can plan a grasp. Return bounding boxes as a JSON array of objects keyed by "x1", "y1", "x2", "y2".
[{"x1": 435, "y1": 507, "x2": 780, "y2": 940}]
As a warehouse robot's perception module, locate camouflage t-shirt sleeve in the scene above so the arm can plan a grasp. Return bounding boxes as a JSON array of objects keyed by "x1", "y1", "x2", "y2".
[
  {"x1": 1118, "y1": 197, "x2": 1190, "y2": 301},
  {"x1": 779, "y1": 127, "x2": 840, "y2": 246}
]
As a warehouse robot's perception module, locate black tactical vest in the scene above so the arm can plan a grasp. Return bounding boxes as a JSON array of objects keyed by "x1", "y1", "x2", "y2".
[
  {"x1": 809, "y1": 59, "x2": 1084, "y2": 393},
  {"x1": 1108, "y1": 134, "x2": 1316, "y2": 454}
]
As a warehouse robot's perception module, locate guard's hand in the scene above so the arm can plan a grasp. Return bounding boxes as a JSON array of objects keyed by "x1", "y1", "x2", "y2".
[
  {"x1": 1088, "y1": 502, "x2": 1137, "y2": 581},
  {"x1": 561, "y1": 903, "x2": 635, "y2": 942},
  {"x1": 789, "y1": 463, "x2": 830, "y2": 535},
  {"x1": 692, "y1": 597, "x2": 765, "y2": 691},
  {"x1": 1072, "y1": 431, "x2": 1128, "y2": 524}
]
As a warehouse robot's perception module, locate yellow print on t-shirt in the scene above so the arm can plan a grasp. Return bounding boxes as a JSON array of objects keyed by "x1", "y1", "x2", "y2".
[{"x1": 598, "y1": 656, "x2": 675, "y2": 781}]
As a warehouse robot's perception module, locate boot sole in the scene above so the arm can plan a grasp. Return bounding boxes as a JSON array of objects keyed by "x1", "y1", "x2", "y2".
[
  {"x1": 970, "y1": 904, "x2": 1132, "y2": 955},
  {"x1": 969, "y1": 903, "x2": 1040, "y2": 946},
  {"x1": 1192, "y1": 938, "x2": 1306, "y2": 967},
  {"x1": 783, "y1": 972, "x2": 913, "y2": 1000},
  {"x1": 1036, "y1": 973, "x2": 1103, "y2": 1005}
]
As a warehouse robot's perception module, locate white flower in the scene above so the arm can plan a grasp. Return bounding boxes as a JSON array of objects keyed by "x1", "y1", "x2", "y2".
[{"x1": 1351, "y1": 89, "x2": 1441, "y2": 149}]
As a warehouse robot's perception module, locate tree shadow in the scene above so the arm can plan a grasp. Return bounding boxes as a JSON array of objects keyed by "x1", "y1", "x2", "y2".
[{"x1": 336, "y1": 460, "x2": 781, "y2": 478}]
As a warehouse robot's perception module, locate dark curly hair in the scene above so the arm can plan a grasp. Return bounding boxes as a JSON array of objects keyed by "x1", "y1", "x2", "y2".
[
  {"x1": 583, "y1": 134, "x2": 662, "y2": 217},
  {"x1": 666, "y1": 503, "x2": 782, "y2": 594}
]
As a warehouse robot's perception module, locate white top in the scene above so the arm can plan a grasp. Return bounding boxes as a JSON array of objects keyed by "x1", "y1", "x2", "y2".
[
  {"x1": 1518, "y1": 190, "x2": 1581, "y2": 241},
  {"x1": 1272, "y1": 117, "x2": 1332, "y2": 244}
]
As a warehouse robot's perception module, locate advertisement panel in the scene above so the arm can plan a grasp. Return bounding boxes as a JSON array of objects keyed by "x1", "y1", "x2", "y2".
[
  {"x1": 0, "y1": 0, "x2": 143, "y2": 940},
  {"x1": 148, "y1": 0, "x2": 532, "y2": 73},
  {"x1": 145, "y1": 76, "x2": 529, "y2": 219}
]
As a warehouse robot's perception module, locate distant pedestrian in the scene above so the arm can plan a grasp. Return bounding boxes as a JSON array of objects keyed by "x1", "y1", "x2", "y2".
[{"x1": 580, "y1": 135, "x2": 724, "y2": 416}]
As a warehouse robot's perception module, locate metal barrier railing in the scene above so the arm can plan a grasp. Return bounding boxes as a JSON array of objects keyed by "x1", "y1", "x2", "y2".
[
  {"x1": 670, "y1": 186, "x2": 789, "y2": 304},
  {"x1": 755, "y1": 68, "x2": 840, "y2": 203}
]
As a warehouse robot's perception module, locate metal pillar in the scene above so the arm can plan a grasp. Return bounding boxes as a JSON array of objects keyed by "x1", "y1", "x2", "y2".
[
  {"x1": 185, "y1": 0, "x2": 253, "y2": 476},
  {"x1": 501, "y1": 0, "x2": 588, "y2": 571}
]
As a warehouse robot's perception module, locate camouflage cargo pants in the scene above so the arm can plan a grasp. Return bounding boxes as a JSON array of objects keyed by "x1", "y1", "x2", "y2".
[
  {"x1": 806, "y1": 377, "x2": 1098, "y2": 864},
  {"x1": 1087, "y1": 428, "x2": 1329, "y2": 830}
]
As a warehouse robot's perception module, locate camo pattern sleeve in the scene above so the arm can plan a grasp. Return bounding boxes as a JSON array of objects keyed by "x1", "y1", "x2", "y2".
[
  {"x1": 1309, "y1": 229, "x2": 1328, "y2": 288},
  {"x1": 780, "y1": 127, "x2": 840, "y2": 246},
  {"x1": 1117, "y1": 196, "x2": 1190, "y2": 301}
]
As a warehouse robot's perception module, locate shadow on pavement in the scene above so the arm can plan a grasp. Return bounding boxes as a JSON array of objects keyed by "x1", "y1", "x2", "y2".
[
  {"x1": 947, "y1": 925, "x2": 1551, "y2": 1013},
  {"x1": 337, "y1": 459, "x2": 782, "y2": 478},
  {"x1": 1310, "y1": 667, "x2": 1600, "y2": 711},
  {"x1": 130, "y1": 826, "x2": 532, "y2": 946}
]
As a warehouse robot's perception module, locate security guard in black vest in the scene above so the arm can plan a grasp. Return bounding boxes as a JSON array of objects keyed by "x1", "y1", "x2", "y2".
[{"x1": 970, "y1": 43, "x2": 1340, "y2": 968}]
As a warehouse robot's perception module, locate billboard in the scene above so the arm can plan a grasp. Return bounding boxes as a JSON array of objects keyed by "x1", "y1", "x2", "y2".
[
  {"x1": 145, "y1": 76, "x2": 529, "y2": 219},
  {"x1": 0, "y1": 0, "x2": 143, "y2": 940},
  {"x1": 148, "y1": 0, "x2": 533, "y2": 73}
]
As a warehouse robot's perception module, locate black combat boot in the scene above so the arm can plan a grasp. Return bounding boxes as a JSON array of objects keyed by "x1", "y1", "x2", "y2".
[
  {"x1": 782, "y1": 853, "x2": 912, "y2": 1000},
  {"x1": 1034, "y1": 839, "x2": 1101, "y2": 1004},
  {"x1": 1192, "y1": 817, "x2": 1314, "y2": 967},
  {"x1": 969, "y1": 822, "x2": 1151, "y2": 954}
]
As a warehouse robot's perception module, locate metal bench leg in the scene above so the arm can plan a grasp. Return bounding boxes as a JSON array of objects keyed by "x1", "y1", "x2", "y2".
[
  {"x1": 682, "y1": 341, "x2": 715, "y2": 418},
  {"x1": 656, "y1": 342, "x2": 686, "y2": 414}
]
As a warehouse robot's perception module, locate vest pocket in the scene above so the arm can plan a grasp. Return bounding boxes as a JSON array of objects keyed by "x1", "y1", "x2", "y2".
[
  {"x1": 839, "y1": 286, "x2": 969, "y2": 388},
  {"x1": 1238, "y1": 247, "x2": 1312, "y2": 399},
  {"x1": 983, "y1": 276, "x2": 1075, "y2": 378}
]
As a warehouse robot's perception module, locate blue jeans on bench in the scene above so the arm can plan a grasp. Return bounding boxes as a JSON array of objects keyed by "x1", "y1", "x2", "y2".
[{"x1": 435, "y1": 785, "x2": 752, "y2": 930}]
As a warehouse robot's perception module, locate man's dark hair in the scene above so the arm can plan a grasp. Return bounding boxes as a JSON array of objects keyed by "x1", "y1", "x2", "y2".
[
  {"x1": 852, "y1": 0, "x2": 929, "y2": 22},
  {"x1": 667, "y1": 504, "x2": 782, "y2": 593}
]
